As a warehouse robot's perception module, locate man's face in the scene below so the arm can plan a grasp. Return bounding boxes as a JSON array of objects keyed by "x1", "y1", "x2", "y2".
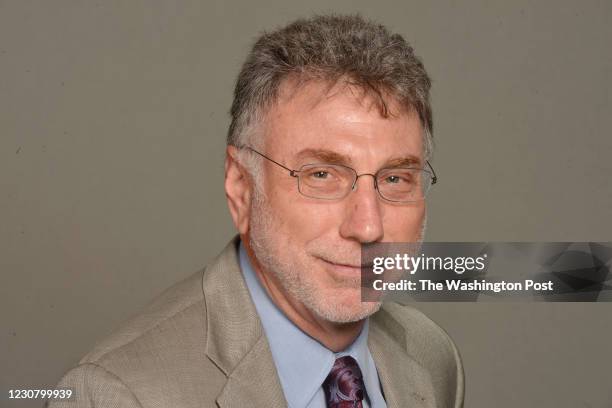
[{"x1": 246, "y1": 80, "x2": 425, "y2": 323}]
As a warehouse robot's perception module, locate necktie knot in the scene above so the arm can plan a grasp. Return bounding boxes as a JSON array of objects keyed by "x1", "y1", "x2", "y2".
[{"x1": 322, "y1": 356, "x2": 365, "y2": 408}]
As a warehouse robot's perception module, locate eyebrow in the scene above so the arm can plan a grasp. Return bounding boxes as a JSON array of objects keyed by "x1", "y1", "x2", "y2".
[
  {"x1": 296, "y1": 148, "x2": 353, "y2": 166},
  {"x1": 385, "y1": 156, "x2": 423, "y2": 167},
  {"x1": 294, "y1": 148, "x2": 423, "y2": 168}
]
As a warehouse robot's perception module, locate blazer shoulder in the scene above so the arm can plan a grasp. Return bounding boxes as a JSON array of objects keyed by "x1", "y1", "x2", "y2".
[
  {"x1": 47, "y1": 362, "x2": 144, "y2": 408},
  {"x1": 53, "y1": 239, "x2": 246, "y2": 408},
  {"x1": 80, "y1": 268, "x2": 207, "y2": 364},
  {"x1": 63, "y1": 267, "x2": 228, "y2": 408},
  {"x1": 375, "y1": 302, "x2": 465, "y2": 408}
]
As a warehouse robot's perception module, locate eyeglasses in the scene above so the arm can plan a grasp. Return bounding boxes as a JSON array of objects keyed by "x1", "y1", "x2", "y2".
[{"x1": 243, "y1": 146, "x2": 437, "y2": 203}]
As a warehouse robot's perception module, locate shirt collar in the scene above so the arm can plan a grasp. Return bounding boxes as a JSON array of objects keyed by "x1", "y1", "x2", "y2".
[{"x1": 239, "y1": 242, "x2": 376, "y2": 408}]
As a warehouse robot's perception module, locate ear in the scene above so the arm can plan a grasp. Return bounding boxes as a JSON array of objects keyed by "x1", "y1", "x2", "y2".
[{"x1": 225, "y1": 145, "x2": 252, "y2": 234}]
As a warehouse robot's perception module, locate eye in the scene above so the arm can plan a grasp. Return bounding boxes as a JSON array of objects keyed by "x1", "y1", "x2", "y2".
[
  {"x1": 385, "y1": 175, "x2": 401, "y2": 184},
  {"x1": 378, "y1": 170, "x2": 417, "y2": 186},
  {"x1": 382, "y1": 174, "x2": 412, "y2": 184},
  {"x1": 300, "y1": 165, "x2": 347, "y2": 187},
  {"x1": 304, "y1": 167, "x2": 339, "y2": 181}
]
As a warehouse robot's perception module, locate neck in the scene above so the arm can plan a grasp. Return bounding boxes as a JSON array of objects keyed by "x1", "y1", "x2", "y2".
[{"x1": 243, "y1": 238, "x2": 364, "y2": 352}]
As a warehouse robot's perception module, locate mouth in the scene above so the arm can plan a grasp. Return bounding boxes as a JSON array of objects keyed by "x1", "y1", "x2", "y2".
[
  {"x1": 316, "y1": 254, "x2": 375, "y2": 268},
  {"x1": 318, "y1": 257, "x2": 367, "y2": 276}
]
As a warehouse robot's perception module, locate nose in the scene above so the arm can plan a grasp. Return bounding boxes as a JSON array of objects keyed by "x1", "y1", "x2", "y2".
[{"x1": 339, "y1": 175, "x2": 384, "y2": 244}]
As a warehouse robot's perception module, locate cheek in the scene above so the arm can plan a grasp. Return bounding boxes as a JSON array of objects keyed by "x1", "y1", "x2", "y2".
[
  {"x1": 265, "y1": 184, "x2": 337, "y2": 238},
  {"x1": 292, "y1": 204, "x2": 339, "y2": 238},
  {"x1": 383, "y1": 204, "x2": 425, "y2": 241}
]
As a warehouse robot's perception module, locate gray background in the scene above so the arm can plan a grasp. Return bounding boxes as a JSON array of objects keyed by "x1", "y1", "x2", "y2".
[{"x1": 1, "y1": 0, "x2": 611, "y2": 407}]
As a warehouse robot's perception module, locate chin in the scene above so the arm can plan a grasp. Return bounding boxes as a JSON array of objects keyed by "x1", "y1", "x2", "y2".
[{"x1": 306, "y1": 291, "x2": 382, "y2": 324}]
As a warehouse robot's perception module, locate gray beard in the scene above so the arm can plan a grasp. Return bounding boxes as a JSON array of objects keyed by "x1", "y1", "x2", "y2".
[{"x1": 247, "y1": 190, "x2": 383, "y2": 323}]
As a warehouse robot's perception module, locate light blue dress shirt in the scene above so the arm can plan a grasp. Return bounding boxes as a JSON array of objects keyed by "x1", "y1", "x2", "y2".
[{"x1": 239, "y1": 242, "x2": 387, "y2": 408}]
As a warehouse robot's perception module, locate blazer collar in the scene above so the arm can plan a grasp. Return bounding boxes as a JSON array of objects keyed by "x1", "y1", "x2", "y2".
[{"x1": 202, "y1": 237, "x2": 287, "y2": 407}]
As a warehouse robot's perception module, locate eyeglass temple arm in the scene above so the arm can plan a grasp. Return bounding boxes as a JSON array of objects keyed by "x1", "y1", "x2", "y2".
[
  {"x1": 426, "y1": 160, "x2": 438, "y2": 185},
  {"x1": 243, "y1": 146, "x2": 299, "y2": 177}
]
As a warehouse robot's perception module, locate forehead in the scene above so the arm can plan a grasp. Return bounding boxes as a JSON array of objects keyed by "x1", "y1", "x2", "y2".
[{"x1": 262, "y1": 78, "x2": 424, "y2": 167}]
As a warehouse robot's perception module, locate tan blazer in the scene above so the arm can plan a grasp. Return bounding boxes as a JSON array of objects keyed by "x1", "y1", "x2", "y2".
[{"x1": 50, "y1": 238, "x2": 464, "y2": 408}]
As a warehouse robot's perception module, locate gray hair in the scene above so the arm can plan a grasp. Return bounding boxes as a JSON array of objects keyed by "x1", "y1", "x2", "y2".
[{"x1": 228, "y1": 14, "x2": 434, "y2": 175}]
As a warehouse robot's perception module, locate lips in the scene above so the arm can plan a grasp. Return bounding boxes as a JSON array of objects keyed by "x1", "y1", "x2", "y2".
[
  {"x1": 317, "y1": 255, "x2": 356, "y2": 266},
  {"x1": 315, "y1": 257, "x2": 374, "y2": 288},
  {"x1": 319, "y1": 257, "x2": 361, "y2": 268},
  {"x1": 327, "y1": 261, "x2": 361, "y2": 268},
  {"x1": 318, "y1": 258, "x2": 373, "y2": 270},
  {"x1": 319, "y1": 258, "x2": 373, "y2": 272}
]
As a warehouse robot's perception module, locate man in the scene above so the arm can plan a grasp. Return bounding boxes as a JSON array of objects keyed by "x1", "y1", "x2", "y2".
[{"x1": 50, "y1": 14, "x2": 463, "y2": 408}]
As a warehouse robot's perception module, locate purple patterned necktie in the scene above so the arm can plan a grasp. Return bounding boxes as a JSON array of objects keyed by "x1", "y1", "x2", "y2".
[{"x1": 322, "y1": 356, "x2": 366, "y2": 408}]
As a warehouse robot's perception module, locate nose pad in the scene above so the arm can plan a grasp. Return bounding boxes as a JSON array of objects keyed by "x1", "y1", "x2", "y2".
[{"x1": 351, "y1": 173, "x2": 379, "y2": 196}]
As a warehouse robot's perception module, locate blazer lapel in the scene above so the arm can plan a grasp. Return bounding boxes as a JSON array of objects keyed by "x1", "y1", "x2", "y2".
[
  {"x1": 202, "y1": 237, "x2": 287, "y2": 408},
  {"x1": 216, "y1": 336, "x2": 287, "y2": 408},
  {"x1": 369, "y1": 307, "x2": 437, "y2": 408}
]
